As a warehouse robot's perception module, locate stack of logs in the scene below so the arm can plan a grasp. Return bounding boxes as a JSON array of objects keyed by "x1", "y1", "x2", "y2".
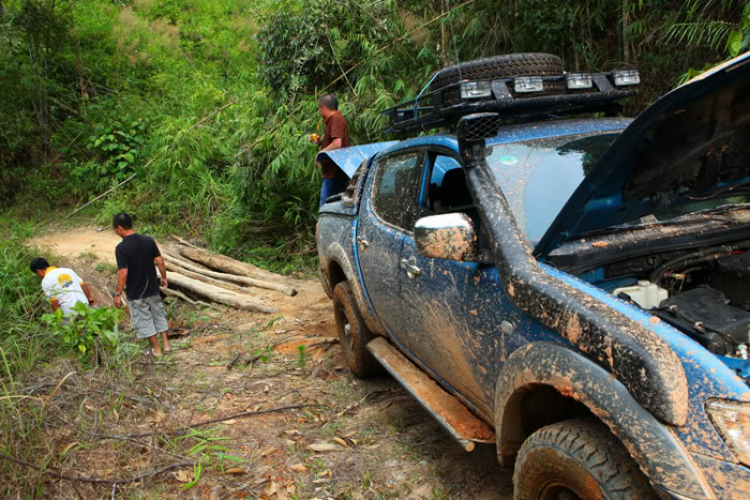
[{"x1": 158, "y1": 239, "x2": 297, "y2": 314}]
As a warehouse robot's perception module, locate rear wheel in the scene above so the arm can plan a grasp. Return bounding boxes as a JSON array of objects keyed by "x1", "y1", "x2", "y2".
[
  {"x1": 333, "y1": 282, "x2": 381, "y2": 378},
  {"x1": 513, "y1": 418, "x2": 656, "y2": 500}
]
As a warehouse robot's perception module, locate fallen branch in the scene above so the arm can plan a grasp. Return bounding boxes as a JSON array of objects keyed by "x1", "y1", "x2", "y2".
[
  {"x1": 161, "y1": 287, "x2": 220, "y2": 310},
  {"x1": 163, "y1": 260, "x2": 253, "y2": 294},
  {"x1": 168, "y1": 272, "x2": 277, "y2": 314},
  {"x1": 0, "y1": 453, "x2": 193, "y2": 486},
  {"x1": 163, "y1": 250, "x2": 296, "y2": 297}
]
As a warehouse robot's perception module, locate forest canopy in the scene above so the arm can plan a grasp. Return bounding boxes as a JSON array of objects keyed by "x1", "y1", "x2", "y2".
[{"x1": 1, "y1": 0, "x2": 748, "y2": 258}]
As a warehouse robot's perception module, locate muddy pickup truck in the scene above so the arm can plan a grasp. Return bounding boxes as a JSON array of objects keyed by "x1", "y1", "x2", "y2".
[{"x1": 316, "y1": 53, "x2": 750, "y2": 499}]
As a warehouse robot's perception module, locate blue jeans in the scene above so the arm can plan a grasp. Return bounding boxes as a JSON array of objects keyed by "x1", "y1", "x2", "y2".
[{"x1": 320, "y1": 178, "x2": 347, "y2": 207}]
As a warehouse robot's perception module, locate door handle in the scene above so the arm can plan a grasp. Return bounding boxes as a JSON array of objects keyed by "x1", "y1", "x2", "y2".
[
  {"x1": 400, "y1": 256, "x2": 421, "y2": 279},
  {"x1": 356, "y1": 236, "x2": 369, "y2": 249}
]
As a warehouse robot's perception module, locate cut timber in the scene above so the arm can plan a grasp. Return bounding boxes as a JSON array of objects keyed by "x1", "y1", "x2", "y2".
[
  {"x1": 163, "y1": 260, "x2": 253, "y2": 294},
  {"x1": 161, "y1": 287, "x2": 219, "y2": 310},
  {"x1": 366, "y1": 337, "x2": 495, "y2": 451},
  {"x1": 168, "y1": 272, "x2": 277, "y2": 314},
  {"x1": 175, "y1": 246, "x2": 298, "y2": 293},
  {"x1": 162, "y1": 250, "x2": 297, "y2": 297}
]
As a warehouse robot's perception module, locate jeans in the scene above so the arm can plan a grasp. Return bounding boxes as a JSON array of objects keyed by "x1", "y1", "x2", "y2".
[{"x1": 320, "y1": 178, "x2": 347, "y2": 207}]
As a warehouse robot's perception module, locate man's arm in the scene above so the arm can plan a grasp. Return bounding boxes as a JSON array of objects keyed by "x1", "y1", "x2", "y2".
[
  {"x1": 81, "y1": 283, "x2": 95, "y2": 306},
  {"x1": 50, "y1": 298, "x2": 60, "y2": 312},
  {"x1": 114, "y1": 268, "x2": 128, "y2": 308},
  {"x1": 319, "y1": 137, "x2": 342, "y2": 152},
  {"x1": 154, "y1": 255, "x2": 168, "y2": 288}
]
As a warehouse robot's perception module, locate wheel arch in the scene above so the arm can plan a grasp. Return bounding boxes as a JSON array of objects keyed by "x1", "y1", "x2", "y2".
[
  {"x1": 323, "y1": 242, "x2": 387, "y2": 337},
  {"x1": 495, "y1": 342, "x2": 711, "y2": 500}
]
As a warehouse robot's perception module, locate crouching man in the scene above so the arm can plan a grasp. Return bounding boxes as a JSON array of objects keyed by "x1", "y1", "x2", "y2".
[
  {"x1": 30, "y1": 258, "x2": 95, "y2": 321},
  {"x1": 112, "y1": 212, "x2": 171, "y2": 357}
]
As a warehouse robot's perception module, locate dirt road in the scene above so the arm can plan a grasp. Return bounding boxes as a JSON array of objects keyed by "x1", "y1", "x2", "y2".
[{"x1": 28, "y1": 228, "x2": 512, "y2": 498}]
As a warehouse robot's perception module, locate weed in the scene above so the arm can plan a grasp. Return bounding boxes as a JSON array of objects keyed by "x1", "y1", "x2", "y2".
[{"x1": 297, "y1": 344, "x2": 308, "y2": 370}]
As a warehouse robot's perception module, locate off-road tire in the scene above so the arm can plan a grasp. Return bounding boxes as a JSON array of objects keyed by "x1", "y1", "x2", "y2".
[
  {"x1": 513, "y1": 418, "x2": 657, "y2": 500},
  {"x1": 430, "y1": 53, "x2": 565, "y2": 106},
  {"x1": 332, "y1": 281, "x2": 381, "y2": 378}
]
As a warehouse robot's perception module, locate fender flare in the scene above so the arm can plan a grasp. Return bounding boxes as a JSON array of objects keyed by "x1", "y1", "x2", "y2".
[
  {"x1": 324, "y1": 242, "x2": 386, "y2": 337},
  {"x1": 494, "y1": 342, "x2": 710, "y2": 500}
]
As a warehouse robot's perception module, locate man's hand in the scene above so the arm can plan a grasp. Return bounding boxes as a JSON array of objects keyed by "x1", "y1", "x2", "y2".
[
  {"x1": 161, "y1": 276, "x2": 168, "y2": 289},
  {"x1": 113, "y1": 294, "x2": 122, "y2": 308}
]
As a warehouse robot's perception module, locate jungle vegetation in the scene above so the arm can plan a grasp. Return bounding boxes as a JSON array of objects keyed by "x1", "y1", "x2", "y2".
[{"x1": 1, "y1": 0, "x2": 749, "y2": 260}]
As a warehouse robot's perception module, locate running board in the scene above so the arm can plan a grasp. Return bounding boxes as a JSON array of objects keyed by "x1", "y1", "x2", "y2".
[{"x1": 367, "y1": 337, "x2": 495, "y2": 452}]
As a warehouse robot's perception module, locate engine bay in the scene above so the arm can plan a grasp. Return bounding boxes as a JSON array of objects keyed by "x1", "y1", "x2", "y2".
[{"x1": 589, "y1": 243, "x2": 750, "y2": 359}]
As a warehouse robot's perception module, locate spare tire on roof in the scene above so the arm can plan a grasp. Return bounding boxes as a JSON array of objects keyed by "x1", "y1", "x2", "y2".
[{"x1": 430, "y1": 53, "x2": 565, "y2": 105}]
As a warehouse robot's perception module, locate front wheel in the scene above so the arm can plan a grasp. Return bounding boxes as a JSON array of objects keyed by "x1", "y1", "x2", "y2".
[
  {"x1": 332, "y1": 281, "x2": 381, "y2": 378},
  {"x1": 513, "y1": 418, "x2": 656, "y2": 500}
]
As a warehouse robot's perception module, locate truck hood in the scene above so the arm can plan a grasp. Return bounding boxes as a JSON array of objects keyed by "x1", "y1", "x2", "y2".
[
  {"x1": 535, "y1": 52, "x2": 750, "y2": 258},
  {"x1": 317, "y1": 141, "x2": 398, "y2": 178}
]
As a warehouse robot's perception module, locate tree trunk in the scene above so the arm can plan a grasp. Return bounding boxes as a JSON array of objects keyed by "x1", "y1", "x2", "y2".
[
  {"x1": 168, "y1": 273, "x2": 277, "y2": 314},
  {"x1": 172, "y1": 246, "x2": 298, "y2": 295},
  {"x1": 162, "y1": 250, "x2": 297, "y2": 297},
  {"x1": 164, "y1": 260, "x2": 254, "y2": 294},
  {"x1": 621, "y1": 0, "x2": 631, "y2": 64}
]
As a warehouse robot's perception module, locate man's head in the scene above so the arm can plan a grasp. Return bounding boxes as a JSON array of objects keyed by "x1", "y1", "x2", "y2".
[
  {"x1": 317, "y1": 94, "x2": 338, "y2": 119},
  {"x1": 113, "y1": 212, "x2": 134, "y2": 238},
  {"x1": 30, "y1": 257, "x2": 50, "y2": 279}
]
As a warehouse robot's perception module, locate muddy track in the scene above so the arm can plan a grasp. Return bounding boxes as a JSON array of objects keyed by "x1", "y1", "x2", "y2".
[{"x1": 27, "y1": 228, "x2": 512, "y2": 498}]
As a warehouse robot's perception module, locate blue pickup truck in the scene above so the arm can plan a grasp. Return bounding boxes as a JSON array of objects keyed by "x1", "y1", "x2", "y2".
[{"x1": 316, "y1": 53, "x2": 750, "y2": 499}]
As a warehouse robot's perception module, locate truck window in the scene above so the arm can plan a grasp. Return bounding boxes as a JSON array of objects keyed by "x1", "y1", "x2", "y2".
[
  {"x1": 424, "y1": 155, "x2": 466, "y2": 214},
  {"x1": 372, "y1": 152, "x2": 422, "y2": 231}
]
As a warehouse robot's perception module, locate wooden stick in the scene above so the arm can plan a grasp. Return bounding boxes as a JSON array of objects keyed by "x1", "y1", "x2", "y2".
[{"x1": 0, "y1": 453, "x2": 193, "y2": 486}]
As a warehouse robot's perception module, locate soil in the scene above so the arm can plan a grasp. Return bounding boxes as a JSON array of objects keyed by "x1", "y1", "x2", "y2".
[{"x1": 25, "y1": 227, "x2": 513, "y2": 499}]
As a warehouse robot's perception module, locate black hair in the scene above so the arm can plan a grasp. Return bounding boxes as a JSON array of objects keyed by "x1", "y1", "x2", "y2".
[
  {"x1": 113, "y1": 212, "x2": 133, "y2": 229},
  {"x1": 317, "y1": 93, "x2": 338, "y2": 111},
  {"x1": 30, "y1": 257, "x2": 50, "y2": 273}
]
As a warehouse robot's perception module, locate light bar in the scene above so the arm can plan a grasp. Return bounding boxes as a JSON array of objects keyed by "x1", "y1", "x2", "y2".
[
  {"x1": 612, "y1": 69, "x2": 640, "y2": 87},
  {"x1": 514, "y1": 76, "x2": 544, "y2": 93},
  {"x1": 566, "y1": 73, "x2": 593, "y2": 90},
  {"x1": 460, "y1": 81, "x2": 492, "y2": 99}
]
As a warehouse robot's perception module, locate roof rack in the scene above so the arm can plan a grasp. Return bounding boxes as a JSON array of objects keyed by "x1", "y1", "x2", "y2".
[{"x1": 382, "y1": 71, "x2": 638, "y2": 135}]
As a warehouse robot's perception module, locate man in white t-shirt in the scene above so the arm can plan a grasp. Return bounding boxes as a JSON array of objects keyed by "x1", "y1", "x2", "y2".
[{"x1": 30, "y1": 258, "x2": 94, "y2": 315}]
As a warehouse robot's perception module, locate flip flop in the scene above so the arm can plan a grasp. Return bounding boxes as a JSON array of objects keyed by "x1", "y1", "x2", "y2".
[{"x1": 163, "y1": 348, "x2": 173, "y2": 354}]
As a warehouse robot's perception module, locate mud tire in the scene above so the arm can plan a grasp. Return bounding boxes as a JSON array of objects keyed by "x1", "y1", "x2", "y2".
[
  {"x1": 431, "y1": 53, "x2": 565, "y2": 105},
  {"x1": 513, "y1": 418, "x2": 656, "y2": 500},
  {"x1": 332, "y1": 281, "x2": 381, "y2": 378}
]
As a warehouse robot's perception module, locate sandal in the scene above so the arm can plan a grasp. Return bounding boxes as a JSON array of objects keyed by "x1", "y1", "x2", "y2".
[{"x1": 142, "y1": 348, "x2": 162, "y2": 358}]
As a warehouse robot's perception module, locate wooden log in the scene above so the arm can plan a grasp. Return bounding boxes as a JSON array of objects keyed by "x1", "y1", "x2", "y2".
[
  {"x1": 163, "y1": 260, "x2": 253, "y2": 294},
  {"x1": 163, "y1": 249, "x2": 298, "y2": 297},
  {"x1": 161, "y1": 287, "x2": 220, "y2": 310},
  {"x1": 168, "y1": 273, "x2": 277, "y2": 314},
  {"x1": 175, "y1": 246, "x2": 297, "y2": 290}
]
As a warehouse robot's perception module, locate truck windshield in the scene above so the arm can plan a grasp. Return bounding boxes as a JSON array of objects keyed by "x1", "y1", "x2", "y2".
[{"x1": 487, "y1": 133, "x2": 620, "y2": 243}]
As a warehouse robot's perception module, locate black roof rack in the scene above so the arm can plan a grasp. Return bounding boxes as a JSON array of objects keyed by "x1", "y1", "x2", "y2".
[{"x1": 382, "y1": 72, "x2": 637, "y2": 135}]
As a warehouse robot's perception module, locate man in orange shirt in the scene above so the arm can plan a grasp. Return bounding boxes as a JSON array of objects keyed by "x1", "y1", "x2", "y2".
[{"x1": 312, "y1": 94, "x2": 350, "y2": 206}]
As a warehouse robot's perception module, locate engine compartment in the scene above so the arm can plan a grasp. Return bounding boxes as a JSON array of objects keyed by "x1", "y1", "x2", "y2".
[{"x1": 587, "y1": 243, "x2": 750, "y2": 359}]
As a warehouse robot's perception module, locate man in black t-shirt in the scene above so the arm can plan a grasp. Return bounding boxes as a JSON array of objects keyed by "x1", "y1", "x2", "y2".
[{"x1": 113, "y1": 212, "x2": 171, "y2": 357}]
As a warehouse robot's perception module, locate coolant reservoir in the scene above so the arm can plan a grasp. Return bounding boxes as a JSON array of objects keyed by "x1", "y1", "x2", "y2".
[{"x1": 613, "y1": 280, "x2": 669, "y2": 310}]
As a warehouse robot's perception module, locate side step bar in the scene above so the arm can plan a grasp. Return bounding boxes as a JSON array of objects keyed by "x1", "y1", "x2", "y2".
[{"x1": 367, "y1": 337, "x2": 495, "y2": 452}]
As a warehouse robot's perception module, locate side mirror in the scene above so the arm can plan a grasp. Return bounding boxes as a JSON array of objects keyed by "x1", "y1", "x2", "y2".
[{"x1": 414, "y1": 213, "x2": 479, "y2": 261}]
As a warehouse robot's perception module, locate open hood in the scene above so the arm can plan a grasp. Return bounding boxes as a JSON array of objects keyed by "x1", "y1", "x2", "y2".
[
  {"x1": 317, "y1": 141, "x2": 398, "y2": 179},
  {"x1": 535, "y1": 52, "x2": 750, "y2": 258}
]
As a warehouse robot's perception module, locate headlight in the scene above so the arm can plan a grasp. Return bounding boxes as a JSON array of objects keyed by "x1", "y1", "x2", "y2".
[
  {"x1": 706, "y1": 399, "x2": 750, "y2": 467},
  {"x1": 513, "y1": 76, "x2": 544, "y2": 93},
  {"x1": 611, "y1": 69, "x2": 641, "y2": 86},
  {"x1": 460, "y1": 81, "x2": 492, "y2": 99}
]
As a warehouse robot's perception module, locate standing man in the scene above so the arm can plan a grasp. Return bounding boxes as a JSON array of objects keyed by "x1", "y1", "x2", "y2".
[
  {"x1": 312, "y1": 93, "x2": 350, "y2": 206},
  {"x1": 112, "y1": 212, "x2": 171, "y2": 357},
  {"x1": 30, "y1": 258, "x2": 94, "y2": 317}
]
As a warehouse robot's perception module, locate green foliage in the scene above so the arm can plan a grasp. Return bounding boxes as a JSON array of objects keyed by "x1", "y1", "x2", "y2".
[
  {"x1": 2, "y1": 0, "x2": 749, "y2": 264},
  {"x1": 42, "y1": 302, "x2": 125, "y2": 365}
]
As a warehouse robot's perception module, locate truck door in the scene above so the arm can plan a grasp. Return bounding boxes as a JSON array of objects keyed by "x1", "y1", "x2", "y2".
[
  {"x1": 356, "y1": 150, "x2": 424, "y2": 336},
  {"x1": 398, "y1": 150, "x2": 501, "y2": 415}
]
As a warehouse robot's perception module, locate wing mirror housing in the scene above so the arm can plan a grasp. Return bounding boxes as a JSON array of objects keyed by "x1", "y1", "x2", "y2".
[{"x1": 414, "y1": 213, "x2": 479, "y2": 261}]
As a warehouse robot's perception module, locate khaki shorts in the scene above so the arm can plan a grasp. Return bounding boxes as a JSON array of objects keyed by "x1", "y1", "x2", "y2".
[{"x1": 129, "y1": 294, "x2": 168, "y2": 339}]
